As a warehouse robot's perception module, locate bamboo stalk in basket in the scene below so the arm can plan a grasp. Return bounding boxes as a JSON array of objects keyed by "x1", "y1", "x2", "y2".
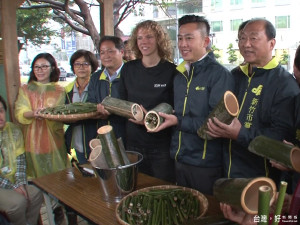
[
  {"x1": 248, "y1": 135, "x2": 300, "y2": 173},
  {"x1": 101, "y1": 96, "x2": 144, "y2": 121},
  {"x1": 144, "y1": 103, "x2": 173, "y2": 131},
  {"x1": 213, "y1": 177, "x2": 276, "y2": 215},
  {"x1": 197, "y1": 91, "x2": 239, "y2": 140},
  {"x1": 97, "y1": 125, "x2": 129, "y2": 168},
  {"x1": 258, "y1": 185, "x2": 271, "y2": 225}
]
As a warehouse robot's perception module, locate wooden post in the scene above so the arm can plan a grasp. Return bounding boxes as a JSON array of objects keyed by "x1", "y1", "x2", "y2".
[
  {"x1": 100, "y1": 0, "x2": 114, "y2": 36},
  {"x1": 0, "y1": 0, "x2": 24, "y2": 121}
]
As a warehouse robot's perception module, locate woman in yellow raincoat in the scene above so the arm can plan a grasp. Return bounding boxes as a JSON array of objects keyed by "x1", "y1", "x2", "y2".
[{"x1": 15, "y1": 53, "x2": 69, "y2": 178}]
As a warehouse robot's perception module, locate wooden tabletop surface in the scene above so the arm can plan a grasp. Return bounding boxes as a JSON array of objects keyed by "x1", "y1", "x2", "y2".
[{"x1": 32, "y1": 167, "x2": 222, "y2": 225}]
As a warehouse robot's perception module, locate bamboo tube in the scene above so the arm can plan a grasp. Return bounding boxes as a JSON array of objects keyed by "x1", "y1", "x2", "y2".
[
  {"x1": 271, "y1": 181, "x2": 288, "y2": 225},
  {"x1": 101, "y1": 96, "x2": 144, "y2": 121},
  {"x1": 117, "y1": 137, "x2": 130, "y2": 165},
  {"x1": 88, "y1": 145, "x2": 109, "y2": 169},
  {"x1": 213, "y1": 177, "x2": 276, "y2": 215},
  {"x1": 97, "y1": 125, "x2": 129, "y2": 168},
  {"x1": 258, "y1": 186, "x2": 271, "y2": 225},
  {"x1": 144, "y1": 103, "x2": 173, "y2": 131},
  {"x1": 248, "y1": 135, "x2": 300, "y2": 173},
  {"x1": 89, "y1": 138, "x2": 101, "y2": 150},
  {"x1": 197, "y1": 91, "x2": 239, "y2": 140}
]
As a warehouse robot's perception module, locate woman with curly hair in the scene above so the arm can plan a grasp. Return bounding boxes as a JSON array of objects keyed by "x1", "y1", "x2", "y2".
[{"x1": 119, "y1": 20, "x2": 176, "y2": 183}]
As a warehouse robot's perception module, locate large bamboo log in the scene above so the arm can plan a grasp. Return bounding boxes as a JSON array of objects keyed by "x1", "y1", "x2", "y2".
[
  {"x1": 97, "y1": 125, "x2": 129, "y2": 168},
  {"x1": 248, "y1": 135, "x2": 300, "y2": 173},
  {"x1": 101, "y1": 96, "x2": 144, "y2": 121},
  {"x1": 89, "y1": 138, "x2": 101, "y2": 151},
  {"x1": 213, "y1": 177, "x2": 276, "y2": 215},
  {"x1": 197, "y1": 91, "x2": 239, "y2": 140},
  {"x1": 258, "y1": 186, "x2": 271, "y2": 225},
  {"x1": 144, "y1": 103, "x2": 173, "y2": 131}
]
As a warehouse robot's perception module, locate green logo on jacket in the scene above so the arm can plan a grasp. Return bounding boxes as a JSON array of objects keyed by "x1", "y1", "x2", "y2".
[{"x1": 195, "y1": 86, "x2": 205, "y2": 91}]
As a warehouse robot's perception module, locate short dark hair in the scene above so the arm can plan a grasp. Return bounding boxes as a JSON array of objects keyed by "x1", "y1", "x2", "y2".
[
  {"x1": 295, "y1": 45, "x2": 300, "y2": 72},
  {"x1": 99, "y1": 36, "x2": 124, "y2": 51},
  {"x1": 178, "y1": 15, "x2": 210, "y2": 36},
  {"x1": 70, "y1": 49, "x2": 99, "y2": 73},
  {"x1": 29, "y1": 53, "x2": 60, "y2": 83},
  {"x1": 0, "y1": 95, "x2": 7, "y2": 111},
  {"x1": 247, "y1": 18, "x2": 276, "y2": 40}
]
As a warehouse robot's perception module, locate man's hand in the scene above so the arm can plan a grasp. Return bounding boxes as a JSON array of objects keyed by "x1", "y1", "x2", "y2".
[
  {"x1": 148, "y1": 112, "x2": 178, "y2": 132},
  {"x1": 220, "y1": 203, "x2": 257, "y2": 225},
  {"x1": 206, "y1": 117, "x2": 241, "y2": 140},
  {"x1": 94, "y1": 103, "x2": 110, "y2": 119}
]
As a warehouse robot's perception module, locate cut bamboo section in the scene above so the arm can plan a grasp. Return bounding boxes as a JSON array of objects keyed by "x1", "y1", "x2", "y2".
[
  {"x1": 97, "y1": 125, "x2": 129, "y2": 168},
  {"x1": 248, "y1": 135, "x2": 300, "y2": 173},
  {"x1": 144, "y1": 103, "x2": 173, "y2": 131},
  {"x1": 89, "y1": 138, "x2": 101, "y2": 151},
  {"x1": 213, "y1": 177, "x2": 277, "y2": 215},
  {"x1": 197, "y1": 91, "x2": 239, "y2": 140},
  {"x1": 258, "y1": 186, "x2": 271, "y2": 225},
  {"x1": 101, "y1": 96, "x2": 144, "y2": 121},
  {"x1": 88, "y1": 145, "x2": 109, "y2": 169},
  {"x1": 117, "y1": 137, "x2": 130, "y2": 165}
]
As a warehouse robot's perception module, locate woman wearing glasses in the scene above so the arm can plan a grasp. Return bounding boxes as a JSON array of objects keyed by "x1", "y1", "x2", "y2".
[
  {"x1": 14, "y1": 53, "x2": 70, "y2": 179},
  {"x1": 64, "y1": 50, "x2": 99, "y2": 165}
]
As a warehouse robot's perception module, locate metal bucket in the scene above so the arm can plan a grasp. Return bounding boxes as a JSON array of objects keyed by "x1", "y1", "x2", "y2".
[{"x1": 93, "y1": 151, "x2": 143, "y2": 203}]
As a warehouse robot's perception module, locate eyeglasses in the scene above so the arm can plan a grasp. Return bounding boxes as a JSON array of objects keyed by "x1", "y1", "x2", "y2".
[
  {"x1": 74, "y1": 62, "x2": 91, "y2": 68},
  {"x1": 33, "y1": 65, "x2": 50, "y2": 71}
]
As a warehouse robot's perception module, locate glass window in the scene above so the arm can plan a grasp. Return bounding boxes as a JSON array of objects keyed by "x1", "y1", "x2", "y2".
[
  {"x1": 230, "y1": 0, "x2": 243, "y2": 6},
  {"x1": 211, "y1": 21, "x2": 223, "y2": 32},
  {"x1": 230, "y1": 19, "x2": 243, "y2": 31},
  {"x1": 211, "y1": 0, "x2": 222, "y2": 10},
  {"x1": 178, "y1": 0, "x2": 203, "y2": 14},
  {"x1": 275, "y1": 16, "x2": 290, "y2": 29}
]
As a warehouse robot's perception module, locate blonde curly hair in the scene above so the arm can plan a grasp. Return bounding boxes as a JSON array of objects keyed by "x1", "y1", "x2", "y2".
[{"x1": 129, "y1": 20, "x2": 173, "y2": 62}]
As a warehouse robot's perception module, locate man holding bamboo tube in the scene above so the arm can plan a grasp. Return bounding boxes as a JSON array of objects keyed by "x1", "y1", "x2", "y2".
[
  {"x1": 206, "y1": 19, "x2": 300, "y2": 181},
  {"x1": 87, "y1": 36, "x2": 126, "y2": 145},
  {"x1": 153, "y1": 15, "x2": 234, "y2": 195}
]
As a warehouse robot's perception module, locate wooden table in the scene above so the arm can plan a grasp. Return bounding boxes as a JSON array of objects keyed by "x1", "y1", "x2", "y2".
[{"x1": 32, "y1": 168, "x2": 222, "y2": 225}]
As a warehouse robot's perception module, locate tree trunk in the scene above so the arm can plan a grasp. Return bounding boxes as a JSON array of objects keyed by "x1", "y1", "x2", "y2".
[
  {"x1": 248, "y1": 135, "x2": 300, "y2": 173},
  {"x1": 144, "y1": 103, "x2": 173, "y2": 131},
  {"x1": 197, "y1": 91, "x2": 239, "y2": 140},
  {"x1": 213, "y1": 177, "x2": 276, "y2": 215},
  {"x1": 101, "y1": 96, "x2": 144, "y2": 121},
  {"x1": 258, "y1": 186, "x2": 271, "y2": 225},
  {"x1": 97, "y1": 125, "x2": 129, "y2": 168}
]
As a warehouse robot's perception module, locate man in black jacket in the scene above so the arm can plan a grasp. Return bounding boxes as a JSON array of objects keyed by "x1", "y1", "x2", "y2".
[
  {"x1": 206, "y1": 19, "x2": 300, "y2": 180},
  {"x1": 154, "y1": 15, "x2": 234, "y2": 194}
]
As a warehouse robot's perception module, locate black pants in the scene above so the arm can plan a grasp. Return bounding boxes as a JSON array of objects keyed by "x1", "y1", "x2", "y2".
[
  {"x1": 175, "y1": 161, "x2": 223, "y2": 195},
  {"x1": 127, "y1": 146, "x2": 175, "y2": 183}
]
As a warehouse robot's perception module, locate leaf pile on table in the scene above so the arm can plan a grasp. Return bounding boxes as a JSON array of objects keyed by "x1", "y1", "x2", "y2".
[{"x1": 116, "y1": 185, "x2": 208, "y2": 225}]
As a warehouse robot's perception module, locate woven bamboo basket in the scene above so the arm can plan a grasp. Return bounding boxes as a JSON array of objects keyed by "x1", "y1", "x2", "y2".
[
  {"x1": 37, "y1": 111, "x2": 98, "y2": 122},
  {"x1": 116, "y1": 185, "x2": 209, "y2": 225}
]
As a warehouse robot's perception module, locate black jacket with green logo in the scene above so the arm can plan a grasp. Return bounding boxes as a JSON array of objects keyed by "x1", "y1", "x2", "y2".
[
  {"x1": 170, "y1": 54, "x2": 234, "y2": 168},
  {"x1": 226, "y1": 57, "x2": 300, "y2": 178}
]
